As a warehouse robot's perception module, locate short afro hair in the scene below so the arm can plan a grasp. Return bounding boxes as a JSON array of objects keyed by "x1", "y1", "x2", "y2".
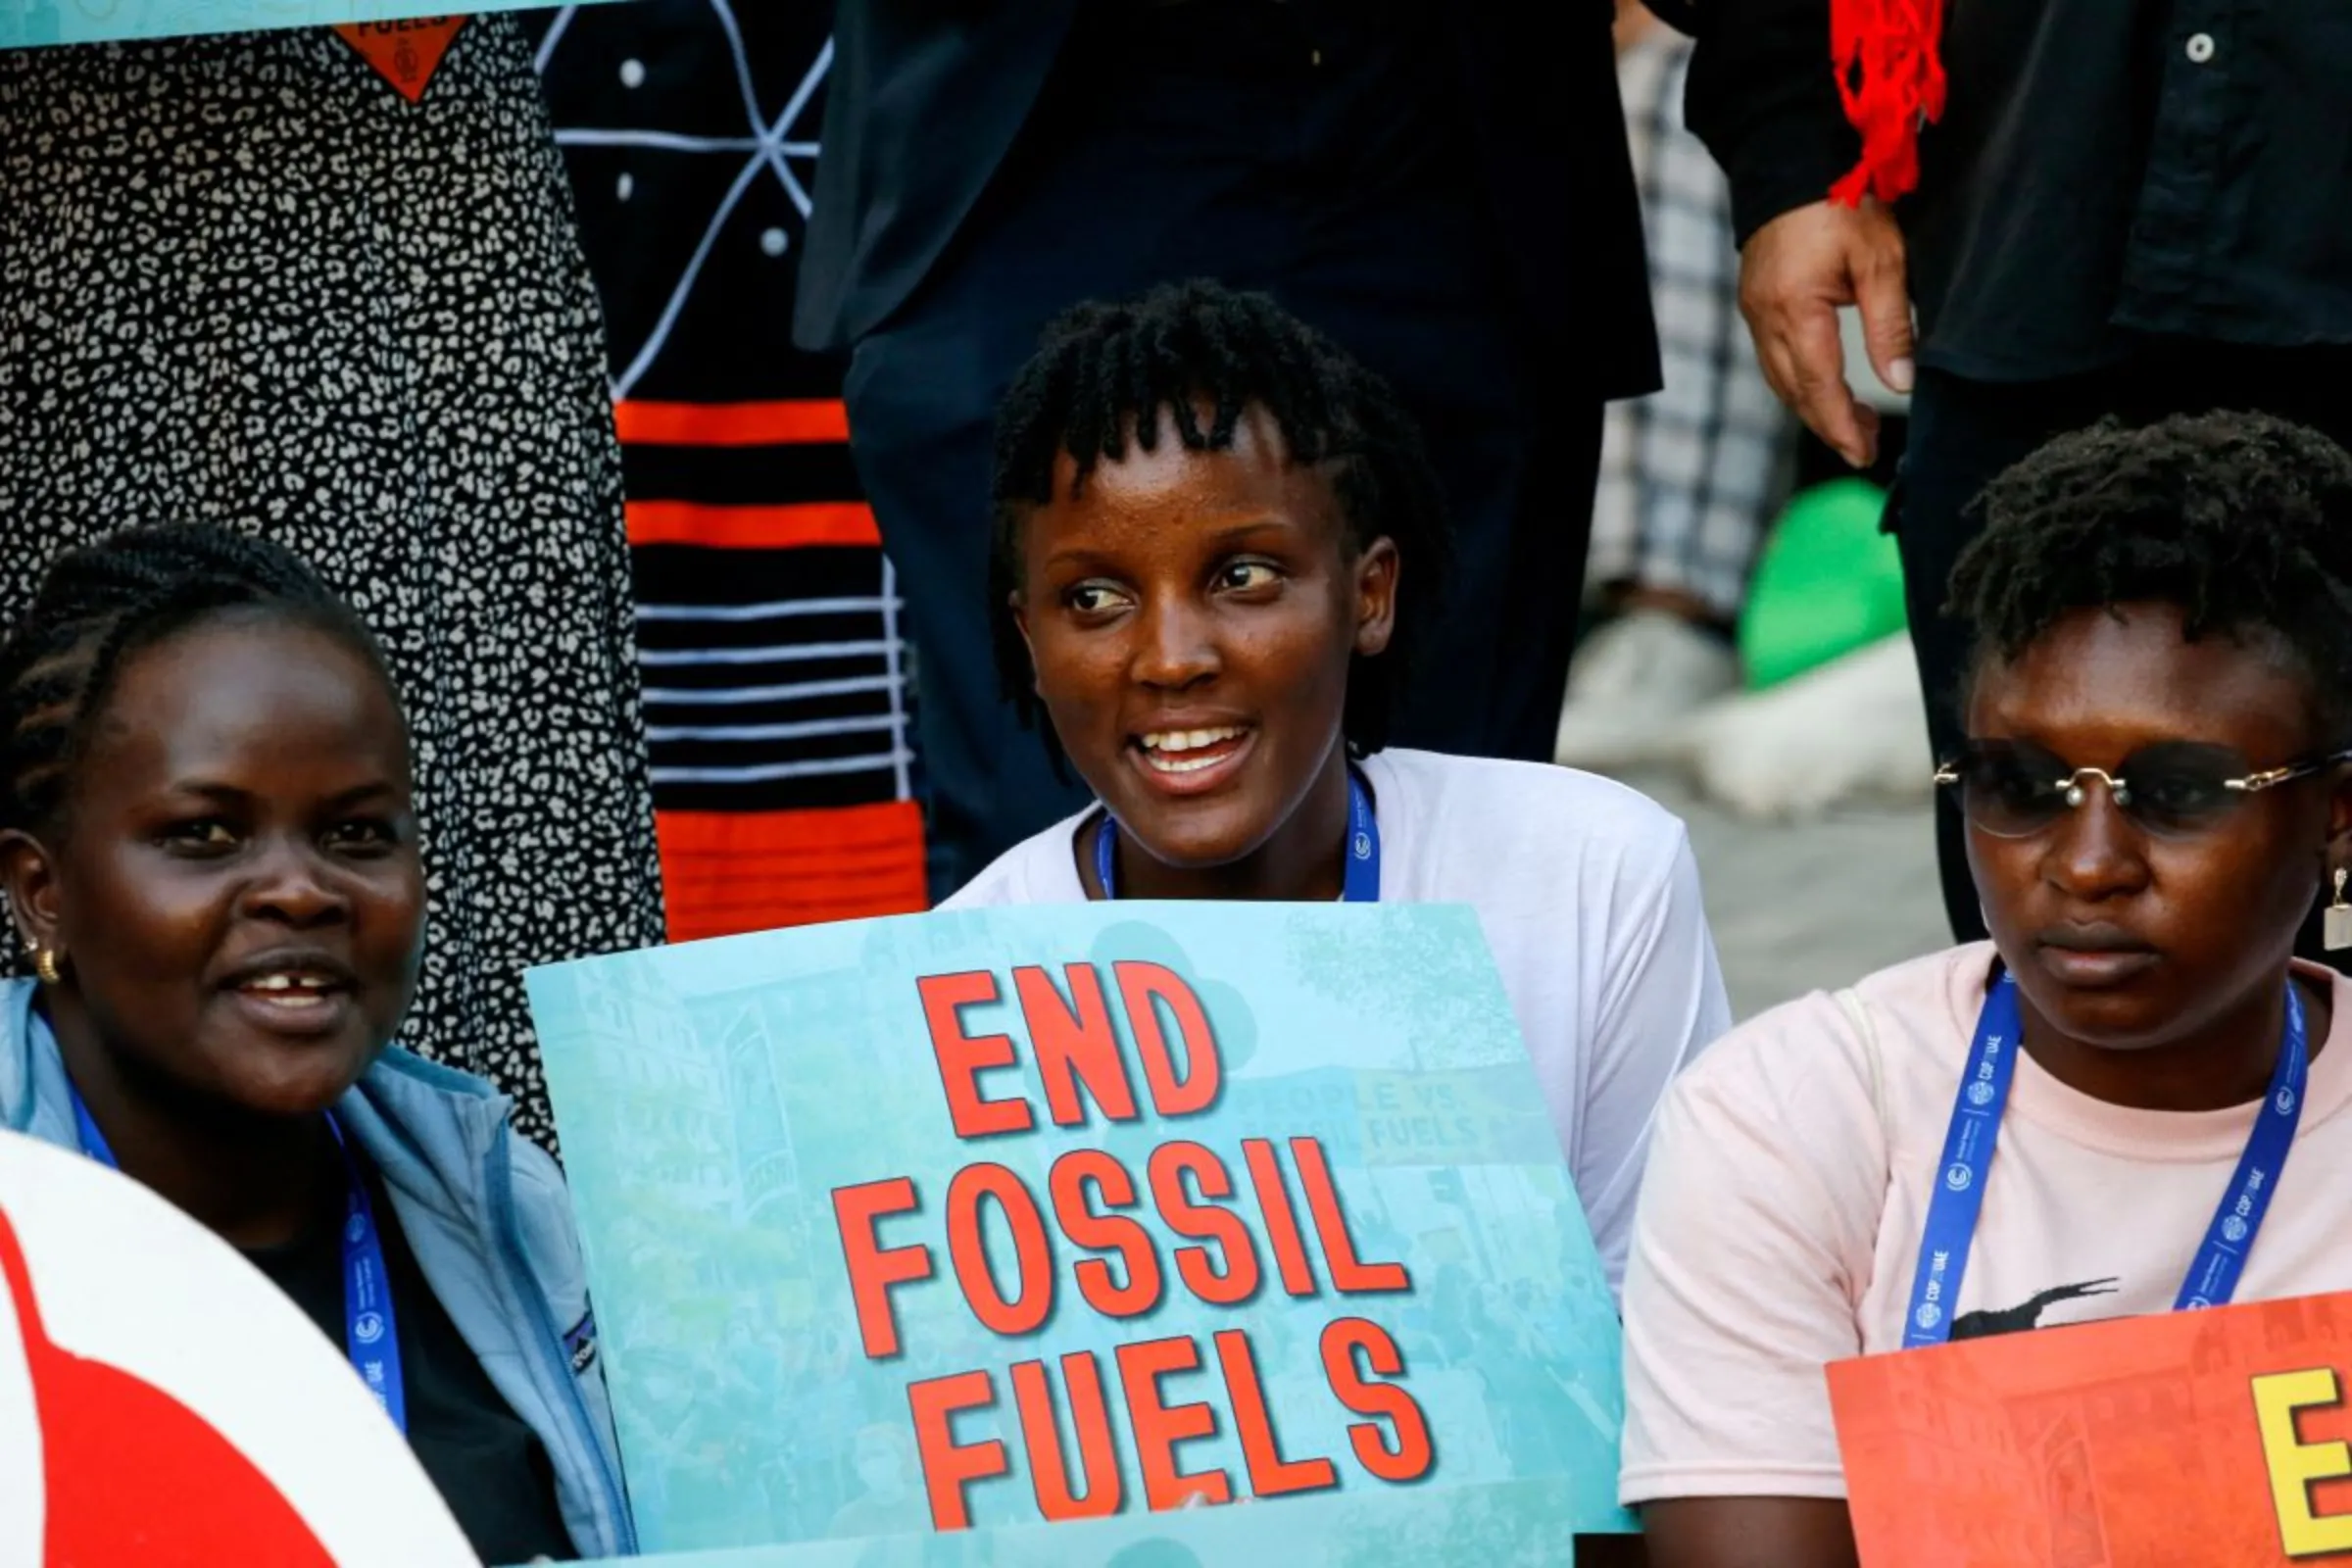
[{"x1": 1947, "y1": 410, "x2": 2352, "y2": 744}]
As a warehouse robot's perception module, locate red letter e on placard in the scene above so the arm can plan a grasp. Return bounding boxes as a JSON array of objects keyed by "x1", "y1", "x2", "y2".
[{"x1": 919, "y1": 970, "x2": 1032, "y2": 1139}]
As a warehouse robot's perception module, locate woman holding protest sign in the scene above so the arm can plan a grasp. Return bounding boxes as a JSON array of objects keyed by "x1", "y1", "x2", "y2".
[
  {"x1": 1619, "y1": 414, "x2": 2352, "y2": 1565},
  {"x1": 0, "y1": 525, "x2": 634, "y2": 1563},
  {"x1": 943, "y1": 280, "x2": 1732, "y2": 1293}
]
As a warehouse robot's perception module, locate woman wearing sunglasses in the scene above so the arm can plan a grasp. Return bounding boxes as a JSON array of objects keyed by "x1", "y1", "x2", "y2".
[{"x1": 1616, "y1": 412, "x2": 2352, "y2": 1566}]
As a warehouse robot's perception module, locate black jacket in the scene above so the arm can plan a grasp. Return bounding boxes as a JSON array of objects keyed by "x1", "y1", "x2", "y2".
[
  {"x1": 793, "y1": 0, "x2": 1661, "y2": 401},
  {"x1": 1687, "y1": 0, "x2": 2352, "y2": 378}
]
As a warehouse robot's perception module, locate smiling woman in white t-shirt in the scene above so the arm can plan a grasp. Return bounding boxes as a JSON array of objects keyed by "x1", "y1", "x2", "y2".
[
  {"x1": 1621, "y1": 411, "x2": 2352, "y2": 1565},
  {"x1": 941, "y1": 279, "x2": 1732, "y2": 1295}
]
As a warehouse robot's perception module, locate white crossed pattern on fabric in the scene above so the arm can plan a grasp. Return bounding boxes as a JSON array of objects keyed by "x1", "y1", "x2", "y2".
[
  {"x1": 538, "y1": 1, "x2": 831, "y2": 401},
  {"x1": 537, "y1": 7, "x2": 912, "y2": 797}
]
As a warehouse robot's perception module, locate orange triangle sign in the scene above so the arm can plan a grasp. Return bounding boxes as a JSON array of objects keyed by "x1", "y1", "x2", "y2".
[{"x1": 334, "y1": 17, "x2": 470, "y2": 105}]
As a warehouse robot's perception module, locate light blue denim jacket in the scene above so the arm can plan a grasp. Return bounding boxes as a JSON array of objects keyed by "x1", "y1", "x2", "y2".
[{"x1": 0, "y1": 978, "x2": 637, "y2": 1559}]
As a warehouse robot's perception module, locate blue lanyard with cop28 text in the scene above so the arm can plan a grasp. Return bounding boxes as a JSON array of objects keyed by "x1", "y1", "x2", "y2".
[
  {"x1": 1096, "y1": 767, "x2": 1381, "y2": 903},
  {"x1": 69, "y1": 1085, "x2": 409, "y2": 1432},
  {"x1": 1902, "y1": 969, "x2": 2308, "y2": 1348}
]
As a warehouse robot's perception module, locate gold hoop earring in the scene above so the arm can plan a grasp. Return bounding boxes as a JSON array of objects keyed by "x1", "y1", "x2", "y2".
[{"x1": 32, "y1": 948, "x2": 62, "y2": 986}]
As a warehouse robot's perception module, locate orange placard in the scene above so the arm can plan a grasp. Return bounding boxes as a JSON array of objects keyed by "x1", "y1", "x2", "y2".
[
  {"x1": 332, "y1": 16, "x2": 467, "y2": 104},
  {"x1": 1830, "y1": 1293, "x2": 2352, "y2": 1565}
]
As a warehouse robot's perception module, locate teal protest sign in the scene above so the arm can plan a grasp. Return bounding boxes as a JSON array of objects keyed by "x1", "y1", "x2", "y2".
[
  {"x1": 527, "y1": 904, "x2": 1636, "y2": 1559},
  {"x1": 568, "y1": 1480, "x2": 1634, "y2": 1568},
  {"x1": 0, "y1": 1, "x2": 624, "y2": 50}
]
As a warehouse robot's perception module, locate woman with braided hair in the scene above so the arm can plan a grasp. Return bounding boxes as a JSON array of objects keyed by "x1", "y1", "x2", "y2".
[
  {"x1": 945, "y1": 281, "x2": 1731, "y2": 1295},
  {"x1": 0, "y1": 524, "x2": 634, "y2": 1562},
  {"x1": 0, "y1": 18, "x2": 662, "y2": 1147},
  {"x1": 1619, "y1": 413, "x2": 2352, "y2": 1563}
]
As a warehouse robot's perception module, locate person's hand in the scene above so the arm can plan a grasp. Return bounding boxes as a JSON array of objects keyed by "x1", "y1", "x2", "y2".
[{"x1": 1738, "y1": 197, "x2": 1913, "y2": 467}]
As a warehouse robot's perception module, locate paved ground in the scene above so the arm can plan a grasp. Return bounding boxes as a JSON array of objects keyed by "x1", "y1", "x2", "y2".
[{"x1": 1621, "y1": 770, "x2": 1954, "y2": 1021}]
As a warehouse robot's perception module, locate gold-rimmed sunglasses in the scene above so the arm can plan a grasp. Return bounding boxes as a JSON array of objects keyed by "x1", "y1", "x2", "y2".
[{"x1": 1934, "y1": 739, "x2": 2352, "y2": 839}]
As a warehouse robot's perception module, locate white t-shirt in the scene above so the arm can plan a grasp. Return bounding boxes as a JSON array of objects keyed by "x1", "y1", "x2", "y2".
[
  {"x1": 943, "y1": 747, "x2": 1733, "y2": 1294},
  {"x1": 1619, "y1": 943, "x2": 2352, "y2": 1505}
]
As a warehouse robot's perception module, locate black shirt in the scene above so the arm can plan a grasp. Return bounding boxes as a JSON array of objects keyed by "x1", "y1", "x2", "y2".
[
  {"x1": 1688, "y1": 0, "x2": 2352, "y2": 380},
  {"x1": 244, "y1": 1158, "x2": 576, "y2": 1565},
  {"x1": 798, "y1": 1, "x2": 1661, "y2": 397},
  {"x1": 1052, "y1": 0, "x2": 1488, "y2": 300}
]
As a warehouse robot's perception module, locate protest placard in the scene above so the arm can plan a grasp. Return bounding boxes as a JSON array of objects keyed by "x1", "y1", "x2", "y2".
[
  {"x1": 527, "y1": 903, "x2": 1636, "y2": 1560},
  {"x1": 0, "y1": 2, "x2": 625, "y2": 51},
  {"x1": 1830, "y1": 1290, "x2": 2352, "y2": 1565},
  {"x1": 563, "y1": 1485, "x2": 1644, "y2": 1567},
  {"x1": 0, "y1": 1127, "x2": 476, "y2": 1565}
]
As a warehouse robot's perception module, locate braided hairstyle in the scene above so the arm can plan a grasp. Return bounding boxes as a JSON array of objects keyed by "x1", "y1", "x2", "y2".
[
  {"x1": 989, "y1": 278, "x2": 1453, "y2": 759},
  {"x1": 0, "y1": 524, "x2": 394, "y2": 839},
  {"x1": 1947, "y1": 411, "x2": 2352, "y2": 743}
]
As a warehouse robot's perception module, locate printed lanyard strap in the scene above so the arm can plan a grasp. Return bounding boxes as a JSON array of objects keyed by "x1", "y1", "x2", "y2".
[
  {"x1": 1903, "y1": 970, "x2": 2309, "y2": 1348},
  {"x1": 70, "y1": 1088, "x2": 409, "y2": 1434},
  {"x1": 1097, "y1": 766, "x2": 1381, "y2": 903}
]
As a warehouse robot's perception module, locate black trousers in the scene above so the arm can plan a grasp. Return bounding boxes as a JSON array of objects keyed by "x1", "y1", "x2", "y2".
[
  {"x1": 844, "y1": 12, "x2": 1600, "y2": 900},
  {"x1": 1893, "y1": 345, "x2": 2352, "y2": 963}
]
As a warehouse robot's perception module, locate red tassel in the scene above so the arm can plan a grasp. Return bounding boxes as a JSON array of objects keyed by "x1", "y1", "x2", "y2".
[{"x1": 1829, "y1": 0, "x2": 1947, "y2": 207}]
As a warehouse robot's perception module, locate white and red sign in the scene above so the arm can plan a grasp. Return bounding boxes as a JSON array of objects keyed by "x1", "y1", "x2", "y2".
[{"x1": 0, "y1": 1127, "x2": 477, "y2": 1566}]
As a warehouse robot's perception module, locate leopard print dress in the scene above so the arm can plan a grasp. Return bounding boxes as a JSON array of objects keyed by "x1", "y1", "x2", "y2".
[{"x1": 0, "y1": 17, "x2": 664, "y2": 1150}]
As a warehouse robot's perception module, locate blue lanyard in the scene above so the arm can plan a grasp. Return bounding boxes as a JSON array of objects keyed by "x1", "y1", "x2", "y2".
[
  {"x1": 69, "y1": 1086, "x2": 409, "y2": 1433},
  {"x1": 1096, "y1": 767, "x2": 1381, "y2": 903},
  {"x1": 1903, "y1": 970, "x2": 2309, "y2": 1348}
]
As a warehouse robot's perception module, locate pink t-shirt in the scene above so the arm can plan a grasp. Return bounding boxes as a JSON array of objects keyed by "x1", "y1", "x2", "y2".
[{"x1": 1619, "y1": 943, "x2": 2352, "y2": 1505}]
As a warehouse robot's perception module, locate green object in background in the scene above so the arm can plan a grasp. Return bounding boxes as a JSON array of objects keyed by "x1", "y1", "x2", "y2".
[{"x1": 1739, "y1": 476, "x2": 1907, "y2": 690}]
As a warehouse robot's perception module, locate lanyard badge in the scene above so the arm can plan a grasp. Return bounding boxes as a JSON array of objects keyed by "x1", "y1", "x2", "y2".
[
  {"x1": 1903, "y1": 970, "x2": 2309, "y2": 1348},
  {"x1": 1098, "y1": 767, "x2": 1381, "y2": 903},
  {"x1": 71, "y1": 1091, "x2": 409, "y2": 1434}
]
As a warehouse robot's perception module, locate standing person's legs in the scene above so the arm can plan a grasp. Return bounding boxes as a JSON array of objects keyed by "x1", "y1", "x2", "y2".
[
  {"x1": 1313, "y1": 293, "x2": 1598, "y2": 760},
  {"x1": 1486, "y1": 396, "x2": 1605, "y2": 760},
  {"x1": 842, "y1": 319, "x2": 1093, "y2": 902},
  {"x1": 1895, "y1": 368, "x2": 2112, "y2": 943},
  {"x1": 1276, "y1": 198, "x2": 1597, "y2": 764},
  {"x1": 1411, "y1": 384, "x2": 1599, "y2": 761}
]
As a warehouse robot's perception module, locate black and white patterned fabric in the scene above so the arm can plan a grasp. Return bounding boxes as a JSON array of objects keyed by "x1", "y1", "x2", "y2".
[
  {"x1": 0, "y1": 17, "x2": 664, "y2": 1149},
  {"x1": 1591, "y1": 29, "x2": 1795, "y2": 623}
]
